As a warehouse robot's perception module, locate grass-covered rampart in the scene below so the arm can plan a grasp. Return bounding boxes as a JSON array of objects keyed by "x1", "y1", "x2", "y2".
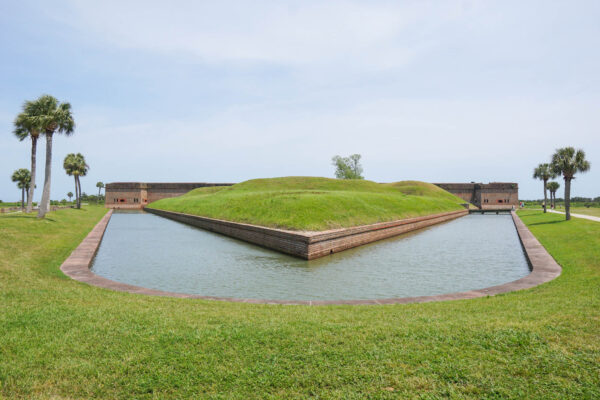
[{"x1": 148, "y1": 177, "x2": 466, "y2": 231}]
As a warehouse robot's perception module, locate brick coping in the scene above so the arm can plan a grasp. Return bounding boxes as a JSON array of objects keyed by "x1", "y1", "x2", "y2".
[{"x1": 60, "y1": 210, "x2": 561, "y2": 305}]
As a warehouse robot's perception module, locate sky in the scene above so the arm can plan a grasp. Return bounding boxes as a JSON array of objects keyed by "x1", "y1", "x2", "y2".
[{"x1": 0, "y1": 0, "x2": 598, "y2": 202}]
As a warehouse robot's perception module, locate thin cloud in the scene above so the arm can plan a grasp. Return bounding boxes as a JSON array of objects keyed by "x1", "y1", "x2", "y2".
[{"x1": 55, "y1": 1, "x2": 473, "y2": 70}]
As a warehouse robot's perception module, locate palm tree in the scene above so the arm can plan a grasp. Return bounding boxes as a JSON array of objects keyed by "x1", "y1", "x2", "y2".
[
  {"x1": 27, "y1": 95, "x2": 75, "y2": 218},
  {"x1": 75, "y1": 155, "x2": 89, "y2": 208},
  {"x1": 11, "y1": 168, "x2": 31, "y2": 210},
  {"x1": 14, "y1": 105, "x2": 41, "y2": 213},
  {"x1": 547, "y1": 181, "x2": 560, "y2": 209},
  {"x1": 63, "y1": 153, "x2": 88, "y2": 209},
  {"x1": 67, "y1": 192, "x2": 73, "y2": 203},
  {"x1": 551, "y1": 147, "x2": 591, "y2": 220},
  {"x1": 64, "y1": 154, "x2": 79, "y2": 208},
  {"x1": 533, "y1": 163, "x2": 556, "y2": 213},
  {"x1": 96, "y1": 181, "x2": 104, "y2": 204}
]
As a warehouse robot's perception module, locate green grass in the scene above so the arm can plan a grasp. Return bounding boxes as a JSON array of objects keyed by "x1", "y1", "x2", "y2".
[
  {"x1": 0, "y1": 207, "x2": 599, "y2": 398},
  {"x1": 149, "y1": 177, "x2": 466, "y2": 231},
  {"x1": 522, "y1": 204, "x2": 600, "y2": 218},
  {"x1": 0, "y1": 202, "x2": 25, "y2": 208}
]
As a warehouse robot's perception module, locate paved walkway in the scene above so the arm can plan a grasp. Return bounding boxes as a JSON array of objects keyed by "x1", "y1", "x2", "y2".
[
  {"x1": 548, "y1": 209, "x2": 600, "y2": 222},
  {"x1": 0, "y1": 210, "x2": 23, "y2": 215}
]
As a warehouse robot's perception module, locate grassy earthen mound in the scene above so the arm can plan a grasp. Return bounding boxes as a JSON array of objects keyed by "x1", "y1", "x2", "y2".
[{"x1": 148, "y1": 177, "x2": 466, "y2": 231}]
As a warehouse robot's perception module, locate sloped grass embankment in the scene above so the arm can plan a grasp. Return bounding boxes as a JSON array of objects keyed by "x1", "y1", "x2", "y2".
[{"x1": 149, "y1": 177, "x2": 466, "y2": 231}]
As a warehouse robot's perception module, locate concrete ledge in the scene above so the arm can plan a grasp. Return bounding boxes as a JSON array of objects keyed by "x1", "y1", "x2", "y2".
[
  {"x1": 60, "y1": 210, "x2": 561, "y2": 305},
  {"x1": 144, "y1": 208, "x2": 468, "y2": 259}
]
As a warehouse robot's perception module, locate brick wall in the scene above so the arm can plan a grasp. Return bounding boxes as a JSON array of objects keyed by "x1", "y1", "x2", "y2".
[
  {"x1": 434, "y1": 182, "x2": 519, "y2": 209},
  {"x1": 105, "y1": 182, "x2": 233, "y2": 209},
  {"x1": 145, "y1": 208, "x2": 468, "y2": 260}
]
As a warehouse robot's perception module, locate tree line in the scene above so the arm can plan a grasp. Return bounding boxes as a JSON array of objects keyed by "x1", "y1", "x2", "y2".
[
  {"x1": 11, "y1": 94, "x2": 105, "y2": 215},
  {"x1": 533, "y1": 147, "x2": 591, "y2": 220}
]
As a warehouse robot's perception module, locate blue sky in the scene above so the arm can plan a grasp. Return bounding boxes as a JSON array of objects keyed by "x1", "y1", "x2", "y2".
[{"x1": 1, "y1": 0, "x2": 598, "y2": 201}]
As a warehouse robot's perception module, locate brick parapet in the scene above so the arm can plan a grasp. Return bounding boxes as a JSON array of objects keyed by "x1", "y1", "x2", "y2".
[{"x1": 105, "y1": 182, "x2": 234, "y2": 209}]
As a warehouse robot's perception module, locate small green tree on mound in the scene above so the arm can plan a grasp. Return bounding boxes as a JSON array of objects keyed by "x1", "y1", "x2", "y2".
[{"x1": 332, "y1": 154, "x2": 364, "y2": 179}]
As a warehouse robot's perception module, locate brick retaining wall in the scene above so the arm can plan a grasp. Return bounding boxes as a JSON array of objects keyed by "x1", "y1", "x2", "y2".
[{"x1": 144, "y1": 208, "x2": 468, "y2": 259}]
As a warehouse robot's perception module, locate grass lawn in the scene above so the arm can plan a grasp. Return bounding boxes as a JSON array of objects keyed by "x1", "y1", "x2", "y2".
[
  {"x1": 0, "y1": 207, "x2": 599, "y2": 398},
  {"x1": 149, "y1": 177, "x2": 466, "y2": 231},
  {"x1": 0, "y1": 202, "x2": 26, "y2": 208},
  {"x1": 526, "y1": 205, "x2": 600, "y2": 218}
]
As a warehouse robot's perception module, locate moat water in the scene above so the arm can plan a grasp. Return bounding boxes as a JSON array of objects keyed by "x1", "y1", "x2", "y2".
[{"x1": 91, "y1": 212, "x2": 530, "y2": 301}]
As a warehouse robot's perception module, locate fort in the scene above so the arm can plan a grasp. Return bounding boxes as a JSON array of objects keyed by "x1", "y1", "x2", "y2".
[
  {"x1": 105, "y1": 181, "x2": 519, "y2": 211},
  {"x1": 104, "y1": 182, "x2": 233, "y2": 209},
  {"x1": 433, "y1": 182, "x2": 519, "y2": 210}
]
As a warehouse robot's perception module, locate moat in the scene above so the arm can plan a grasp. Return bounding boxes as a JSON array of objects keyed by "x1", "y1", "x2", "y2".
[{"x1": 91, "y1": 212, "x2": 530, "y2": 301}]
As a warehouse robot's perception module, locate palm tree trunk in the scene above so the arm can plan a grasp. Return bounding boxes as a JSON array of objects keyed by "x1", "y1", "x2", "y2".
[
  {"x1": 543, "y1": 179, "x2": 548, "y2": 213},
  {"x1": 37, "y1": 133, "x2": 53, "y2": 218},
  {"x1": 21, "y1": 187, "x2": 25, "y2": 210},
  {"x1": 73, "y1": 176, "x2": 78, "y2": 208},
  {"x1": 26, "y1": 136, "x2": 37, "y2": 213},
  {"x1": 565, "y1": 178, "x2": 571, "y2": 221},
  {"x1": 77, "y1": 176, "x2": 82, "y2": 209}
]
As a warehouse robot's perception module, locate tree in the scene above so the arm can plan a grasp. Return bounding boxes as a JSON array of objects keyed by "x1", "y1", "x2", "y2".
[
  {"x1": 63, "y1": 153, "x2": 79, "y2": 207},
  {"x1": 547, "y1": 181, "x2": 560, "y2": 209},
  {"x1": 11, "y1": 168, "x2": 31, "y2": 210},
  {"x1": 26, "y1": 95, "x2": 75, "y2": 218},
  {"x1": 64, "y1": 154, "x2": 79, "y2": 208},
  {"x1": 551, "y1": 147, "x2": 591, "y2": 220},
  {"x1": 63, "y1": 153, "x2": 88, "y2": 209},
  {"x1": 533, "y1": 163, "x2": 556, "y2": 213},
  {"x1": 67, "y1": 192, "x2": 73, "y2": 203},
  {"x1": 332, "y1": 154, "x2": 364, "y2": 179},
  {"x1": 96, "y1": 181, "x2": 104, "y2": 204},
  {"x1": 14, "y1": 104, "x2": 42, "y2": 213}
]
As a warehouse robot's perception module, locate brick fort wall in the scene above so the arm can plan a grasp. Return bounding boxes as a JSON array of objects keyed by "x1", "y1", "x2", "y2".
[
  {"x1": 105, "y1": 182, "x2": 234, "y2": 209},
  {"x1": 434, "y1": 182, "x2": 519, "y2": 209}
]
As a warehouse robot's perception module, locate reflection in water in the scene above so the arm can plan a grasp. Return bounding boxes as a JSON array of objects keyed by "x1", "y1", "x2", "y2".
[{"x1": 91, "y1": 212, "x2": 530, "y2": 301}]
